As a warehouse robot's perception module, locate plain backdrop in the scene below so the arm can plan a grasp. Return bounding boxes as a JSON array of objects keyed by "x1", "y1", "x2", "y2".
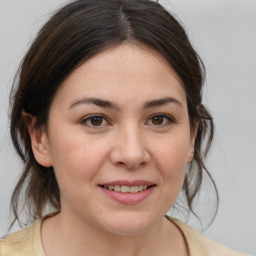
[{"x1": 0, "y1": 0, "x2": 255, "y2": 254}]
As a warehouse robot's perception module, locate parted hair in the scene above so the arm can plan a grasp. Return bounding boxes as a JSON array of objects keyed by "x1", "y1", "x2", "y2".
[{"x1": 9, "y1": 0, "x2": 217, "y2": 227}]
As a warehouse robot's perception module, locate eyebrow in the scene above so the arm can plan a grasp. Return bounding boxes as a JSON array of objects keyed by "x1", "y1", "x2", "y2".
[
  {"x1": 69, "y1": 96, "x2": 182, "y2": 110},
  {"x1": 143, "y1": 97, "x2": 183, "y2": 109},
  {"x1": 69, "y1": 97, "x2": 120, "y2": 110}
]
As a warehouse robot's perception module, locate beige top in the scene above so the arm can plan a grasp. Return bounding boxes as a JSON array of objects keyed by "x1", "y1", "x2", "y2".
[{"x1": 0, "y1": 215, "x2": 250, "y2": 256}]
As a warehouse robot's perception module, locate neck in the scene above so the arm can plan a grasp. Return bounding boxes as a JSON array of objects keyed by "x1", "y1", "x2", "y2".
[{"x1": 41, "y1": 211, "x2": 188, "y2": 256}]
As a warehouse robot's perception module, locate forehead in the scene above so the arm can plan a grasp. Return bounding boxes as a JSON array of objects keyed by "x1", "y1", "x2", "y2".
[{"x1": 51, "y1": 43, "x2": 186, "y2": 109}]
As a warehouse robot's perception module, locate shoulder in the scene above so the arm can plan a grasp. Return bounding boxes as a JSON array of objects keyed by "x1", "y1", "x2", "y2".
[
  {"x1": 0, "y1": 221, "x2": 44, "y2": 256},
  {"x1": 167, "y1": 216, "x2": 251, "y2": 256}
]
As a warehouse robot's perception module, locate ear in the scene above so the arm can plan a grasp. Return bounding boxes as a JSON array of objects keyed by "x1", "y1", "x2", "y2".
[
  {"x1": 187, "y1": 121, "x2": 199, "y2": 163},
  {"x1": 22, "y1": 110, "x2": 52, "y2": 167}
]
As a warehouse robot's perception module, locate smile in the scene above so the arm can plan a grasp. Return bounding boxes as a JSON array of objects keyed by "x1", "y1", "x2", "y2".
[
  {"x1": 101, "y1": 185, "x2": 154, "y2": 193},
  {"x1": 99, "y1": 181, "x2": 156, "y2": 204}
]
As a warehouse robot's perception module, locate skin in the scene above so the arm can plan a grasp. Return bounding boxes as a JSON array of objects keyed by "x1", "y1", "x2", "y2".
[{"x1": 26, "y1": 43, "x2": 197, "y2": 256}]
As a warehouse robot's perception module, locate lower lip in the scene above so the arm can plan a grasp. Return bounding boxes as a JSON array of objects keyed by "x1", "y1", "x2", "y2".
[{"x1": 99, "y1": 186, "x2": 155, "y2": 204}]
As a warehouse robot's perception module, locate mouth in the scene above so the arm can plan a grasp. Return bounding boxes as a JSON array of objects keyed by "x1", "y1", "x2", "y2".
[
  {"x1": 98, "y1": 181, "x2": 156, "y2": 204},
  {"x1": 99, "y1": 184, "x2": 156, "y2": 193}
]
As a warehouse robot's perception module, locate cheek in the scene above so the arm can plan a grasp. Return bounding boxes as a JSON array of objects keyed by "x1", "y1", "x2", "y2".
[
  {"x1": 154, "y1": 137, "x2": 190, "y2": 172},
  {"x1": 48, "y1": 132, "x2": 109, "y2": 192},
  {"x1": 152, "y1": 135, "x2": 190, "y2": 192},
  {"x1": 149, "y1": 137, "x2": 190, "y2": 213}
]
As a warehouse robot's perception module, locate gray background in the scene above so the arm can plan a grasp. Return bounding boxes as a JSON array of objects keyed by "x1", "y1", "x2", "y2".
[{"x1": 0, "y1": 0, "x2": 255, "y2": 254}]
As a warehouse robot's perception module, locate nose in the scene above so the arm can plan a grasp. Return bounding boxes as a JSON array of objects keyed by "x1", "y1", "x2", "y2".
[{"x1": 109, "y1": 125, "x2": 151, "y2": 169}]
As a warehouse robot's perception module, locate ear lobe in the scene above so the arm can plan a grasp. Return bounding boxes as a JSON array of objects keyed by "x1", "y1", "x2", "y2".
[
  {"x1": 187, "y1": 145, "x2": 195, "y2": 163},
  {"x1": 187, "y1": 121, "x2": 199, "y2": 163},
  {"x1": 22, "y1": 110, "x2": 52, "y2": 167}
]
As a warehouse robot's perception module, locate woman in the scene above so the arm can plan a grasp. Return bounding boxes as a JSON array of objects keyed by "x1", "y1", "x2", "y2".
[{"x1": 0, "y1": 0, "x2": 251, "y2": 255}]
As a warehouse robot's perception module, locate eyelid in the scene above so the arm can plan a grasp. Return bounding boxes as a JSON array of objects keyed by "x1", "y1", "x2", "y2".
[
  {"x1": 146, "y1": 113, "x2": 175, "y2": 126},
  {"x1": 81, "y1": 114, "x2": 111, "y2": 128},
  {"x1": 80, "y1": 113, "x2": 175, "y2": 129}
]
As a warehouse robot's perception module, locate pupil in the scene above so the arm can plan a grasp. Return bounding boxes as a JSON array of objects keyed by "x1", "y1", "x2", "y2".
[
  {"x1": 91, "y1": 117, "x2": 102, "y2": 126},
  {"x1": 152, "y1": 116, "x2": 163, "y2": 125}
]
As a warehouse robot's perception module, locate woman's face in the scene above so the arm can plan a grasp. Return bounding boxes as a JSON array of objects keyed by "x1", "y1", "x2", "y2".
[{"x1": 34, "y1": 43, "x2": 196, "y2": 235}]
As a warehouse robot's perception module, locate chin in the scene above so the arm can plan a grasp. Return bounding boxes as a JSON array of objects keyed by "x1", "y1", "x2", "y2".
[{"x1": 98, "y1": 211, "x2": 158, "y2": 236}]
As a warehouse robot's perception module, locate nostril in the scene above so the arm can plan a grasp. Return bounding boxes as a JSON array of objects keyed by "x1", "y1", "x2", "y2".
[
  {"x1": 117, "y1": 161, "x2": 126, "y2": 167},
  {"x1": 110, "y1": 146, "x2": 150, "y2": 169},
  {"x1": 121, "y1": 161, "x2": 146, "y2": 170}
]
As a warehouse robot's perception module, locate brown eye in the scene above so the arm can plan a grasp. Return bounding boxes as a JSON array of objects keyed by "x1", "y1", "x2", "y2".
[
  {"x1": 90, "y1": 116, "x2": 103, "y2": 126},
  {"x1": 82, "y1": 115, "x2": 108, "y2": 128},
  {"x1": 151, "y1": 116, "x2": 164, "y2": 125},
  {"x1": 147, "y1": 114, "x2": 173, "y2": 127}
]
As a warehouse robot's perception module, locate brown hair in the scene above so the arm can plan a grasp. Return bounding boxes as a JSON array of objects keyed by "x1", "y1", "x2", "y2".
[{"x1": 9, "y1": 0, "x2": 218, "y2": 228}]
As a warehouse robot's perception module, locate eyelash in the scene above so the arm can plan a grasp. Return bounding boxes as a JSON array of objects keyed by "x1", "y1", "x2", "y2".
[
  {"x1": 146, "y1": 113, "x2": 175, "y2": 127},
  {"x1": 81, "y1": 114, "x2": 110, "y2": 129},
  {"x1": 81, "y1": 113, "x2": 175, "y2": 129}
]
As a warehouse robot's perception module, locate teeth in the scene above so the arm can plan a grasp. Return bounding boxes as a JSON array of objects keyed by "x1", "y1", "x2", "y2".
[
  {"x1": 130, "y1": 186, "x2": 139, "y2": 193},
  {"x1": 103, "y1": 185, "x2": 151, "y2": 193},
  {"x1": 121, "y1": 185, "x2": 129, "y2": 193},
  {"x1": 114, "y1": 185, "x2": 120, "y2": 192}
]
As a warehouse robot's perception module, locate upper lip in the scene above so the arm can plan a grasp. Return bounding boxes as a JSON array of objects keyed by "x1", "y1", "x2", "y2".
[{"x1": 99, "y1": 180, "x2": 155, "y2": 186}]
